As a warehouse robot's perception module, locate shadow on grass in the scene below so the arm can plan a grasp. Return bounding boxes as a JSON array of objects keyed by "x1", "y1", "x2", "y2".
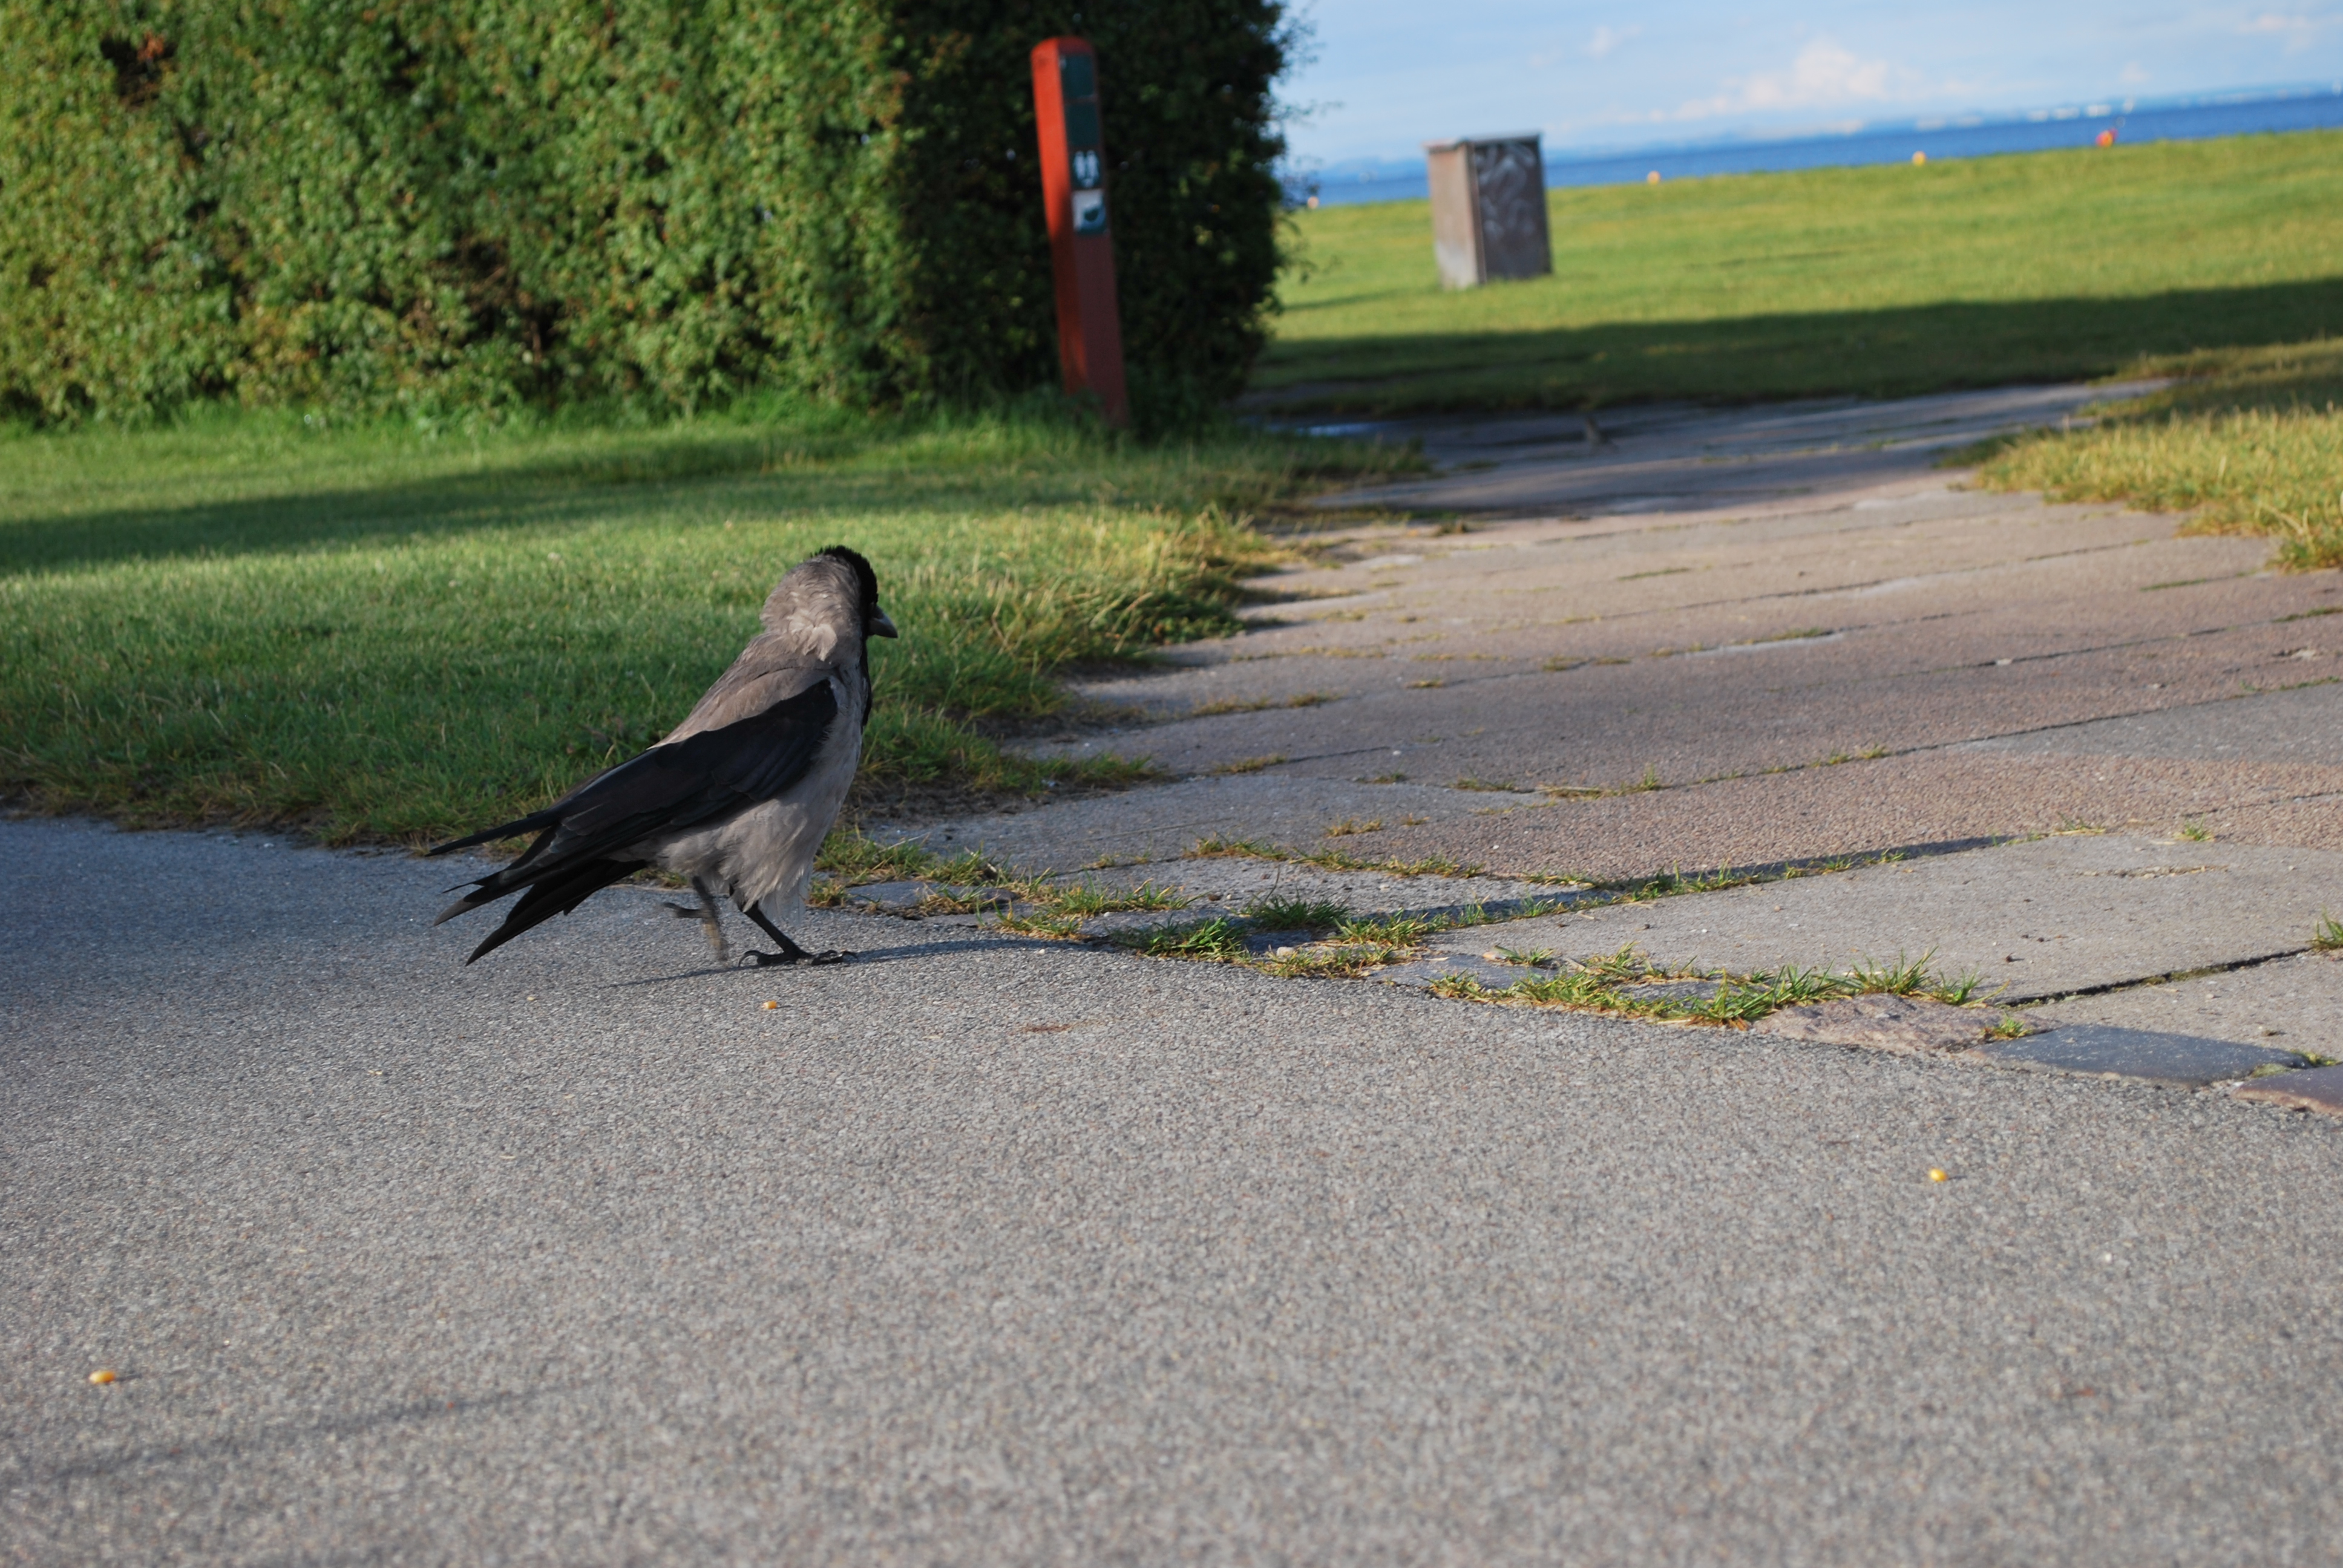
[
  {"x1": 0, "y1": 434, "x2": 1115, "y2": 573},
  {"x1": 1250, "y1": 280, "x2": 2343, "y2": 413},
  {"x1": 0, "y1": 414, "x2": 1390, "y2": 574}
]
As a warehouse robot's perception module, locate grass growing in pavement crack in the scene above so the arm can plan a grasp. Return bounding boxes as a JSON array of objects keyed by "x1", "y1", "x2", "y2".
[
  {"x1": 1118, "y1": 893, "x2": 1579, "y2": 977},
  {"x1": 809, "y1": 827, "x2": 1194, "y2": 931},
  {"x1": 2313, "y1": 912, "x2": 2343, "y2": 952},
  {"x1": 1239, "y1": 895, "x2": 1353, "y2": 931},
  {"x1": 1187, "y1": 832, "x2": 1489, "y2": 880},
  {"x1": 826, "y1": 831, "x2": 1972, "y2": 1021},
  {"x1": 1430, "y1": 944, "x2": 1991, "y2": 1027}
]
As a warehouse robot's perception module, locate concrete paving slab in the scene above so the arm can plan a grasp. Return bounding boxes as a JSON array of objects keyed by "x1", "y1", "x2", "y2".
[
  {"x1": 877, "y1": 771, "x2": 1545, "y2": 870},
  {"x1": 1314, "y1": 382, "x2": 2162, "y2": 517},
  {"x1": 2027, "y1": 951, "x2": 2343, "y2": 1057},
  {"x1": 1364, "y1": 750, "x2": 2343, "y2": 884},
  {"x1": 1065, "y1": 851, "x2": 1573, "y2": 915},
  {"x1": 1414, "y1": 834, "x2": 2343, "y2": 1002},
  {"x1": 1958, "y1": 682, "x2": 2343, "y2": 766},
  {"x1": 1967, "y1": 1025, "x2": 2308, "y2": 1088},
  {"x1": 2233, "y1": 1063, "x2": 2343, "y2": 1115}
]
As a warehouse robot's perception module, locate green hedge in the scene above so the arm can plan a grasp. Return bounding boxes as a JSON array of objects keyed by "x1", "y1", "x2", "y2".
[{"x1": 0, "y1": 1, "x2": 1290, "y2": 425}]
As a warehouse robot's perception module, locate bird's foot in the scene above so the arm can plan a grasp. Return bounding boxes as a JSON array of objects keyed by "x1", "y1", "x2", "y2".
[
  {"x1": 741, "y1": 948, "x2": 853, "y2": 967},
  {"x1": 666, "y1": 887, "x2": 730, "y2": 962}
]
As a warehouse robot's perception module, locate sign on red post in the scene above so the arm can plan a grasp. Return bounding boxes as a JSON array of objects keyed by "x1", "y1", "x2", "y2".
[{"x1": 1030, "y1": 37, "x2": 1128, "y2": 426}]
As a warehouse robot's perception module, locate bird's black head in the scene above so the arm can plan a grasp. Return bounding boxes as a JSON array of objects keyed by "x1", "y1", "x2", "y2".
[{"x1": 816, "y1": 545, "x2": 897, "y2": 639}]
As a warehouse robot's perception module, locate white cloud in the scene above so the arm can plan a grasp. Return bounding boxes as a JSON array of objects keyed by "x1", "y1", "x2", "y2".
[
  {"x1": 1586, "y1": 25, "x2": 1639, "y2": 59},
  {"x1": 1677, "y1": 38, "x2": 1921, "y2": 120},
  {"x1": 2241, "y1": 11, "x2": 2336, "y2": 50},
  {"x1": 2120, "y1": 61, "x2": 2149, "y2": 83}
]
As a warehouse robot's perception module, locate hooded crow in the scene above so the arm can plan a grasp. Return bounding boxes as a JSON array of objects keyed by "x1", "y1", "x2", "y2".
[{"x1": 428, "y1": 545, "x2": 897, "y2": 966}]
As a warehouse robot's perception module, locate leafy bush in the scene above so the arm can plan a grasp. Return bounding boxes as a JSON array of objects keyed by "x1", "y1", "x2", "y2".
[{"x1": 0, "y1": 0, "x2": 1291, "y2": 426}]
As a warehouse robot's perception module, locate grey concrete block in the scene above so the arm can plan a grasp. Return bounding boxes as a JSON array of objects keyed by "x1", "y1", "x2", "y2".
[
  {"x1": 1967, "y1": 1024, "x2": 2308, "y2": 1087},
  {"x1": 1546, "y1": 834, "x2": 2343, "y2": 1003}
]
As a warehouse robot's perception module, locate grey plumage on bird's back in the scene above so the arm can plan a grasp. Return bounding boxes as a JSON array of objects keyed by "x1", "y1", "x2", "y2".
[{"x1": 427, "y1": 546, "x2": 897, "y2": 967}]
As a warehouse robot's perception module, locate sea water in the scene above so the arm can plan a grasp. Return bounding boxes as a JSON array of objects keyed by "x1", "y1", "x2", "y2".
[{"x1": 1297, "y1": 84, "x2": 2343, "y2": 208}]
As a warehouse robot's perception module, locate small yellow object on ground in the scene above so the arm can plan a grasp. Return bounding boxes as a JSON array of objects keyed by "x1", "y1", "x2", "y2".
[
  {"x1": 88, "y1": 1369, "x2": 116, "y2": 1384},
  {"x1": 761, "y1": 1000, "x2": 779, "y2": 1010},
  {"x1": 1928, "y1": 1168, "x2": 1950, "y2": 1182},
  {"x1": 1912, "y1": 151, "x2": 1927, "y2": 166}
]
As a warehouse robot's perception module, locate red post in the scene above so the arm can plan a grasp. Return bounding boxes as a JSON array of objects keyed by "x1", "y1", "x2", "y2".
[{"x1": 1030, "y1": 37, "x2": 1128, "y2": 426}]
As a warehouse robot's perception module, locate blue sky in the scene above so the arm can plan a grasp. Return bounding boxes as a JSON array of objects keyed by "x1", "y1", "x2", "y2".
[{"x1": 1279, "y1": 2, "x2": 2343, "y2": 166}]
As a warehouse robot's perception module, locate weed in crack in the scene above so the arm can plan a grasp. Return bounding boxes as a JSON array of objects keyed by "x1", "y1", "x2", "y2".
[
  {"x1": 1846, "y1": 950, "x2": 1939, "y2": 996},
  {"x1": 1240, "y1": 895, "x2": 1352, "y2": 932},
  {"x1": 1429, "y1": 940, "x2": 1990, "y2": 1025},
  {"x1": 1124, "y1": 916, "x2": 1250, "y2": 961},
  {"x1": 1188, "y1": 833, "x2": 1483, "y2": 880},
  {"x1": 994, "y1": 912, "x2": 1087, "y2": 940},
  {"x1": 1190, "y1": 693, "x2": 1340, "y2": 718},
  {"x1": 1028, "y1": 880, "x2": 1192, "y2": 916}
]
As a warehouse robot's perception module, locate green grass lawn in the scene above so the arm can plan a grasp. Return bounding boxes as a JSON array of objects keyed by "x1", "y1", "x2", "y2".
[
  {"x1": 0, "y1": 405, "x2": 1401, "y2": 843},
  {"x1": 1973, "y1": 338, "x2": 2343, "y2": 569},
  {"x1": 1263, "y1": 131, "x2": 2343, "y2": 413}
]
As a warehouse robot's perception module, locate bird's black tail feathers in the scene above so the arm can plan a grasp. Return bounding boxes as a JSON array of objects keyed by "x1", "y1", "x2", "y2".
[
  {"x1": 457, "y1": 854, "x2": 649, "y2": 964},
  {"x1": 427, "y1": 806, "x2": 566, "y2": 860}
]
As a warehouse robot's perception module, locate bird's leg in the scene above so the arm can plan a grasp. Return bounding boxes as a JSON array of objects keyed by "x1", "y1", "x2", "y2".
[
  {"x1": 742, "y1": 902, "x2": 851, "y2": 967},
  {"x1": 661, "y1": 877, "x2": 730, "y2": 963}
]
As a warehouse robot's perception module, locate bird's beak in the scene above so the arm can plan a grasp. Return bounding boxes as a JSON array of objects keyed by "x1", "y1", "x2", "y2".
[{"x1": 870, "y1": 607, "x2": 899, "y2": 638}]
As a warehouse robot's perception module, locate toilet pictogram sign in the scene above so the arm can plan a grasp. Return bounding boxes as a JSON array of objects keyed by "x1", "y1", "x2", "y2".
[{"x1": 1029, "y1": 37, "x2": 1128, "y2": 425}]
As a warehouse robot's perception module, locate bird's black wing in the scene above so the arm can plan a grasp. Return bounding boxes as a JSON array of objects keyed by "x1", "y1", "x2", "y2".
[{"x1": 429, "y1": 679, "x2": 841, "y2": 961}]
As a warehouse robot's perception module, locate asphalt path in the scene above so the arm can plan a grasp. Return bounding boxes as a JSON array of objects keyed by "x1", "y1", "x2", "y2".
[{"x1": 7, "y1": 820, "x2": 2342, "y2": 1564}]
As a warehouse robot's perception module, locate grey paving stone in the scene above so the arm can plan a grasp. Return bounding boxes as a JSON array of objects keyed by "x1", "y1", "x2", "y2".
[
  {"x1": 2232, "y1": 1064, "x2": 2343, "y2": 1116},
  {"x1": 1955, "y1": 683, "x2": 2343, "y2": 767},
  {"x1": 1752, "y1": 995, "x2": 1997, "y2": 1054},
  {"x1": 1309, "y1": 382, "x2": 2159, "y2": 517},
  {"x1": 877, "y1": 773, "x2": 1543, "y2": 871},
  {"x1": 1529, "y1": 834, "x2": 2343, "y2": 1002},
  {"x1": 1966, "y1": 1024, "x2": 2309, "y2": 1088},
  {"x1": 2025, "y1": 950, "x2": 2343, "y2": 1059}
]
